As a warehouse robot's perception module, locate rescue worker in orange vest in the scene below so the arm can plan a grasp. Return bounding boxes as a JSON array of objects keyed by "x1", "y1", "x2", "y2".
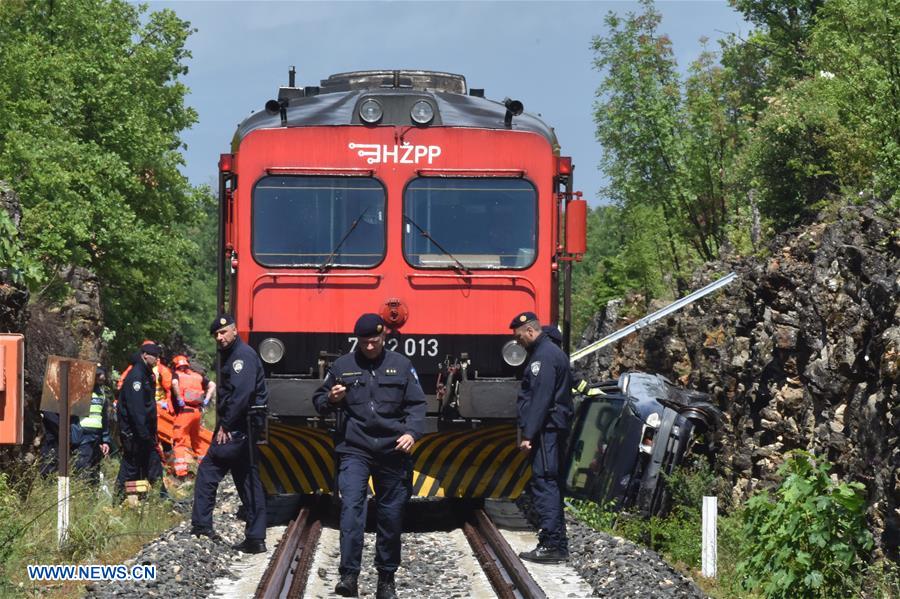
[{"x1": 171, "y1": 355, "x2": 216, "y2": 478}]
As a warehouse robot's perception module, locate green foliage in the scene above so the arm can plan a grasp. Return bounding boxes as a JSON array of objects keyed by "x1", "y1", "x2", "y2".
[
  {"x1": 736, "y1": 451, "x2": 873, "y2": 598},
  {"x1": 580, "y1": 0, "x2": 899, "y2": 330},
  {"x1": 571, "y1": 204, "x2": 651, "y2": 336},
  {"x1": 0, "y1": 0, "x2": 213, "y2": 357},
  {"x1": 0, "y1": 206, "x2": 41, "y2": 287},
  {"x1": 592, "y1": 1, "x2": 742, "y2": 296},
  {"x1": 809, "y1": 0, "x2": 900, "y2": 205}
]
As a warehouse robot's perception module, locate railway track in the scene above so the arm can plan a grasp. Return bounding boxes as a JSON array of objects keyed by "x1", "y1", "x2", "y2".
[
  {"x1": 250, "y1": 502, "x2": 592, "y2": 598},
  {"x1": 254, "y1": 507, "x2": 322, "y2": 599},
  {"x1": 462, "y1": 508, "x2": 546, "y2": 599}
]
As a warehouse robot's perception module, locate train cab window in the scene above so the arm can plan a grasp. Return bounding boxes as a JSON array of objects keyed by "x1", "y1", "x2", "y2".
[
  {"x1": 403, "y1": 178, "x2": 536, "y2": 269},
  {"x1": 252, "y1": 176, "x2": 386, "y2": 267}
]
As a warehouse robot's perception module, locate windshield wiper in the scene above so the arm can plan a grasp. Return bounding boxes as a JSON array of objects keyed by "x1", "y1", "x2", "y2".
[
  {"x1": 318, "y1": 206, "x2": 369, "y2": 273},
  {"x1": 403, "y1": 214, "x2": 471, "y2": 275}
]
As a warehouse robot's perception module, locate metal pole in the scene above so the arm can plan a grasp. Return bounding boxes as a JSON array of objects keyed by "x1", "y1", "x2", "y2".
[
  {"x1": 562, "y1": 172, "x2": 574, "y2": 353},
  {"x1": 217, "y1": 170, "x2": 226, "y2": 317},
  {"x1": 569, "y1": 272, "x2": 737, "y2": 364},
  {"x1": 57, "y1": 360, "x2": 70, "y2": 549}
]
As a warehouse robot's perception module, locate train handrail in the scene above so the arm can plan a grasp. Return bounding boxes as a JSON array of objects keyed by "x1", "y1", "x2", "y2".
[
  {"x1": 266, "y1": 167, "x2": 375, "y2": 177},
  {"x1": 416, "y1": 168, "x2": 526, "y2": 178},
  {"x1": 405, "y1": 272, "x2": 539, "y2": 307},
  {"x1": 248, "y1": 272, "x2": 383, "y2": 326}
]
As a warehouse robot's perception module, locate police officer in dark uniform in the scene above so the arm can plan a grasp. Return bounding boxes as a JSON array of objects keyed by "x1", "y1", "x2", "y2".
[
  {"x1": 190, "y1": 314, "x2": 269, "y2": 554},
  {"x1": 313, "y1": 313, "x2": 426, "y2": 599},
  {"x1": 511, "y1": 311, "x2": 573, "y2": 563},
  {"x1": 115, "y1": 342, "x2": 165, "y2": 497}
]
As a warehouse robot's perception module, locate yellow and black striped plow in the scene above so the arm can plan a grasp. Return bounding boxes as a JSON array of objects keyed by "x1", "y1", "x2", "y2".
[
  {"x1": 258, "y1": 423, "x2": 335, "y2": 495},
  {"x1": 257, "y1": 422, "x2": 531, "y2": 499}
]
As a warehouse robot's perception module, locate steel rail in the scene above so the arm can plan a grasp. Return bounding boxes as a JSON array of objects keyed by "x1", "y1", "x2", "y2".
[
  {"x1": 463, "y1": 520, "x2": 516, "y2": 599},
  {"x1": 286, "y1": 516, "x2": 322, "y2": 598},
  {"x1": 464, "y1": 508, "x2": 546, "y2": 599},
  {"x1": 255, "y1": 508, "x2": 321, "y2": 599}
]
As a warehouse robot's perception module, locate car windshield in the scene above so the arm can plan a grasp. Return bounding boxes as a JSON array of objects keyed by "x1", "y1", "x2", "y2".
[
  {"x1": 252, "y1": 176, "x2": 385, "y2": 267},
  {"x1": 403, "y1": 178, "x2": 537, "y2": 269}
]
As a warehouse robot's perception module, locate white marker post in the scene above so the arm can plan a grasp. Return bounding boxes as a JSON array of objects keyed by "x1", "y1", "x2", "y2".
[
  {"x1": 702, "y1": 496, "x2": 717, "y2": 578},
  {"x1": 57, "y1": 360, "x2": 70, "y2": 548}
]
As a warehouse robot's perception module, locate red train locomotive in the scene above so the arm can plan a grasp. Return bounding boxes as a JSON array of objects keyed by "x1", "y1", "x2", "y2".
[{"x1": 216, "y1": 69, "x2": 586, "y2": 507}]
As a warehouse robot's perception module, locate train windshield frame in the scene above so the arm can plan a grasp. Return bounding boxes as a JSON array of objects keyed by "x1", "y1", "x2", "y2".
[
  {"x1": 402, "y1": 177, "x2": 537, "y2": 270},
  {"x1": 251, "y1": 175, "x2": 386, "y2": 268}
]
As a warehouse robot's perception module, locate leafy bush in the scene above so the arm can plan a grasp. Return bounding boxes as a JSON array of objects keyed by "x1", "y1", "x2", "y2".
[{"x1": 736, "y1": 451, "x2": 873, "y2": 598}]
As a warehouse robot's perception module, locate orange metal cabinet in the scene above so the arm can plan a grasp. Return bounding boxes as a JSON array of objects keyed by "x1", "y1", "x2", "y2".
[{"x1": 0, "y1": 334, "x2": 24, "y2": 444}]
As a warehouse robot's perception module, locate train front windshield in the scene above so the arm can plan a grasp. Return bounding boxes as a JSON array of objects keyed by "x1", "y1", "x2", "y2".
[
  {"x1": 252, "y1": 176, "x2": 386, "y2": 267},
  {"x1": 403, "y1": 178, "x2": 537, "y2": 269}
]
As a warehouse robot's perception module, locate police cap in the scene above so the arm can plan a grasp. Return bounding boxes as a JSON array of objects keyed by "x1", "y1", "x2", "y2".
[
  {"x1": 354, "y1": 313, "x2": 386, "y2": 337},
  {"x1": 509, "y1": 311, "x2": 539, "y2": 329},
  {"x1": 210, "y1": 313, "x2": 235, "y2": 335},
  {"x1": 140, "y1": 342, "x2": 162, "y2": 357}
]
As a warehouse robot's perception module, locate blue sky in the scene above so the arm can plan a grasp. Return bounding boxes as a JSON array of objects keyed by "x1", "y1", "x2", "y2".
[{"x1": 149, "y1": 1, "x2": 749, "y2": 205}]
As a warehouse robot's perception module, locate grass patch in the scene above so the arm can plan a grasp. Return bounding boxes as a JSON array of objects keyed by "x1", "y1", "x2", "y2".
[{"x1": 0, "y1": 457, "x2": 184, "y2": 598}]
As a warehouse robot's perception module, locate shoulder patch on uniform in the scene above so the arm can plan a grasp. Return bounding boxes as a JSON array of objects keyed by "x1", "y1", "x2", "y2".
[
  {"x1": 530, "y1": 361, "x2": 541, "y2": 376},
  {"x1": 410, "y1": 367, "x2": 419, "y2": 384},
  {"x1": 132, "y1": 381, "x2": 141, "y2": 391},
  {"x1": 232, "y1": 359, "x2": 244, "y2": 373}
]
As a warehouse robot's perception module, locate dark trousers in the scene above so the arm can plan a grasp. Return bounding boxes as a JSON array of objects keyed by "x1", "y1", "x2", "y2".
[
  {"x1": 115, "y1": 437, "x2": 164, "y2": 495},
  {"x1": 191, "y1": 432, "x2": 266, "y2": 540},
  {"x1": 338, "y1": 452, "x2": 411, "y2": 575},
  {"x1": 73, "y1": 431, "x2": 103, "y2": 485},
  {"x1": 530, "y1": 429, "x2": 568, "y2": 551}
]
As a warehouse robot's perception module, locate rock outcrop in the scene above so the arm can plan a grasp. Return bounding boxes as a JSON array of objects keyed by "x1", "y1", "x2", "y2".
[
  {"x1": 0, "y1": 181, "x2": 107, "y2": 450},
  {"x1": 577, "y1": 202, "x2": 900, "y2": 555}
]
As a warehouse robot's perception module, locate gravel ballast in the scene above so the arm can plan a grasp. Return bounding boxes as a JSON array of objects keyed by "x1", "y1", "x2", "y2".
[
  {"x1": 85, "y1": 483, "x2": 707, "y2": 598},
  {"x1": 85, "y1": 479, "x2": 249, "y2": 599}
]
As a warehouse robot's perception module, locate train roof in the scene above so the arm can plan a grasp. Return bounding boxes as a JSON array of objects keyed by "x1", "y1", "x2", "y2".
[{"x1": 233, "y1": 69, "x2": 559, "y2": 150}]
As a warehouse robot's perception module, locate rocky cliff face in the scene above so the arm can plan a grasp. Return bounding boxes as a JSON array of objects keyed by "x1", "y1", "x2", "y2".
[
  {"x1": 577, "y1": 203, "x2": 900, "y2": 556},
  {"x1": 0, "y1": 181, "x2": 107, "y2": 451}
]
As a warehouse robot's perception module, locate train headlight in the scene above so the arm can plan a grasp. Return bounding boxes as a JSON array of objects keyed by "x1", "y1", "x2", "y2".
[
  {"x1": 410, "y1": 100, "x2": 434, "y2": 125},
  {"x1": 501, "y1": 340, "x2": 527, "y2": 367},
  {"x1": 359, "y1": 99, "x2": 383, "y2": 124},
  {"x1": 259, "y1": 338, "x2": 285, "y2": 364}
]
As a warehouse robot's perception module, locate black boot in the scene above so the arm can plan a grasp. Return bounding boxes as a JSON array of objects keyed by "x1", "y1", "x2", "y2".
[
  {"x1": 376, "y1": 571, "x2": 398, "y2": 599},
  {"x1": 519, "y1": 544, "x2": 569, "y2": 563},
  {"x1": 232, "y1": 538, "x2": 267, "y2": 554},
  {"x1": 334, "y1": 572, "x2": 359, "y2": 597},
  {"x1": 190, "y1": 526, "x2": 222, "y2": 542}
]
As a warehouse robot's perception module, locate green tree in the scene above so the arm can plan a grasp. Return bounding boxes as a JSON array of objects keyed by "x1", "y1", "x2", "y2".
[
  {"x1": 0, "y1": 0, "x2": 210, "y2": 356},
  {"x1": 592, "y1": 1, "x2": 740, "y2": 297},
  {"x1": 809, "y1": 0, "x2": 900, "y2": 204},
  {"x1": 729, "y1": 0, "x2": 823, "y2": 83}
]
